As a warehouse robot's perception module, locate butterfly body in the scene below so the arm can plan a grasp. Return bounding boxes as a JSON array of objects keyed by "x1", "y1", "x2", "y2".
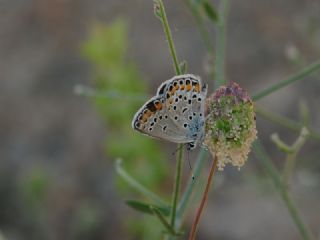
[{"x1": 132, "y1": 74, "x2": 207, "y2": 150}]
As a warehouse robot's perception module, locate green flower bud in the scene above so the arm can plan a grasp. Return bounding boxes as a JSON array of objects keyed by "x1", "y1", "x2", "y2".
[{"x1": 204, "y1": 82, "x2": 257, "y2": 170}]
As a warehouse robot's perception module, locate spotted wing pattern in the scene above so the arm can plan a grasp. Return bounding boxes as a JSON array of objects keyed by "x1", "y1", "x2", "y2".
[{"x1": 131, "y1": 74, "x2": 207, "y2": 148}]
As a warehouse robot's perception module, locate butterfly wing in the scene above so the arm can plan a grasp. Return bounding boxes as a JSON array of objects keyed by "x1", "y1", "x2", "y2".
[
  {"x1": 132, "y1": 74, "x2": 207, "y2": 146},
  {"x1": 132, "y1": 96, "x2": 194, "y2": 143},
  {"x1": 163, "y1": 74, "x2": 207, "y2": 142}
]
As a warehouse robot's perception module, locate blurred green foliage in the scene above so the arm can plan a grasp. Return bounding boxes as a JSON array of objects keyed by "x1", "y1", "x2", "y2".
[
  {"x1": 22, "y1": 167, "x2": 49, "y2": 206},
  {"x1": 82, "y1": 19, "x2": 169, "y2": 239}
]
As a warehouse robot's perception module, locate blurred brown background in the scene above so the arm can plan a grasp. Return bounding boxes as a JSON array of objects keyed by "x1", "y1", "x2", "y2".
[{"x1": 0, "y1": 0, "x2": 319, "y2": 239}]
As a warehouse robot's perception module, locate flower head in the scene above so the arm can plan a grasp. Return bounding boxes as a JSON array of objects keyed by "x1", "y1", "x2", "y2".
[{"x1": 204, "y1": 82, "x2": 257, "y2": 170}]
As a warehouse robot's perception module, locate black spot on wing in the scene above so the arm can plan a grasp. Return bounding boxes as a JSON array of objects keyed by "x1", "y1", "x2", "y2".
[
  {"x1": 146, "y1": 101, "x2": 157, "y2": 112},
  {"x1": 158, "y1": 83, "x2": 167, "y2": 95}
]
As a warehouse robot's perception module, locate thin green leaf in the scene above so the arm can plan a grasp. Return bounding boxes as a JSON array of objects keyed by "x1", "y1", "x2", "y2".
[
  {"x1": 126, "y1": 200, "x2": 171, "y2": 216},
  {"x1": 115, "y1": 159, "x2": 169, "y2": 207},
  {"x1": 255, "y1": 105, "x2": 320, "y2": 141},
  {"x1": 253, "y1": 141, "x2": 314, "y2": 240},
  {"x1": 150, "y1": 207, "x2": 183, "y2": 236},
  {"x1": 202, "y1": 1, "x2": 218, "y2": 23},
  {"x1": 252, "y1": 60, "x2": 320, "y2": 101}
]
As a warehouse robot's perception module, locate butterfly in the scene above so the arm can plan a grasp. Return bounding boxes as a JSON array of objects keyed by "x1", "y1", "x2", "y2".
[{"x1": 132, "y1": 74, "x2": 207, "y2": 150}]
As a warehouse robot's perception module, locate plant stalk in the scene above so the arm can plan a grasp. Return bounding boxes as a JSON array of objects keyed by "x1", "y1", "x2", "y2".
[
  {"x1": 253, "y1": 141, "x2": 314, "y2": 240},
  {"x1": 158, "y1": 0, "x2": 181, "y2": 75},
  {"x1": 214, "y1": 0, "x2": 230, "y2": 88},
  {"x1": 188, "y1": 155, "x2": 218, "y2": 240},
  {"x1": 252, "y1": 60, "x2": 320, "y2": 101},
  {"x1": 170, "y1": 145, "x2": 184, "y2": 228}
]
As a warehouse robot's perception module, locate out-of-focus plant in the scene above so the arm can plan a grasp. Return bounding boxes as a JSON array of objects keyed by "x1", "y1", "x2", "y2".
[
  {"x1": 78, "y1": 1, "x2": 320, "y2": 239},
  {"x1": 79, "y1": 19, "x2": 169, "y2": 239}
]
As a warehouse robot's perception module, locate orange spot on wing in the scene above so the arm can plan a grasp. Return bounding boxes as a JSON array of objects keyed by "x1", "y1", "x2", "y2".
[
  {"x1": 180, "y1": 84, "x2": 185, "y2": 90},
  {"x1": 194, "y1": 84, "x2": 200, "y2": 92},
  {"x1": 141, "y1": 110, "x2": 153, "y2": 123},
  {"x1": 186, "y1": 84, "x2": 192, "y2": 91},
  {"x1": 155, "y1": 102, "x2": 162, "y2": 110}
]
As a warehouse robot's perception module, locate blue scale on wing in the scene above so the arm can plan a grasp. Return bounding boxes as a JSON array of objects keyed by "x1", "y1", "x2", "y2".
[{"x1": 164, "y1": 75, "x2": 207, "y2": 142}]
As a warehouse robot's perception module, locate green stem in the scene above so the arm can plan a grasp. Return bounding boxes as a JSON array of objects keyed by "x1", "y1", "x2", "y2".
[
  {"x1": 281, "y1": 189, "x2": 314, "y2": 240},
  {"x1": 158, "y1": 0, "x2": 181, "y2": 75},
  {"x1": 188, "y1": 155, "x2": 218, "y2": 240},
  {"x1": 170, "y1": 145, "x2": 184, "y2": 228},
  {"x1": 183, "y1": 0, "x2": 213, "y2": 52},
  {"x1": 252, "y1": 60, "x2": 320, "y2": 101},
  {"x1": 115, "y1": 159, "x2": 169, "y2": 207},
  {"x1": 255, "y1": 105, "x2": 320, "y2": 142},
  {"x1": 214, "y1": 0, "x2": 230, "y2": 88},
  {"x1": 282, "y1": 127, "x2": 309, "y2": 185},
  {"x1": 176, "y1": 149, "x2": 208, "y2": 226},
  {"x1": 156, "y1": 0, "x2": 185, "y2": 231},
  {"x1": 253, "y1": 141, "x2": 314, "y2": 240},
  {"x1": 182, "y1": 0, "x2": 214, "y2": 80},
  {"x1": 151, "y1": 207, "x2": 178, "y2": 236}
]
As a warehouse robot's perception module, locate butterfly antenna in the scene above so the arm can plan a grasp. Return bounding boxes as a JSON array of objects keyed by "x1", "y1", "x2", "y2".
[
  {"x1": 171, "y1": 145, "x2": 183, "y2": 156},
  {"x1": 187, "y1": 148, "x2": 195, "y2": 181}
]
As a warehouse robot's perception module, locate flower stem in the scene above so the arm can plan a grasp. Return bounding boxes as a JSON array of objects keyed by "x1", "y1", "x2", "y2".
[
  {"x1": 176, "y1": 149, "x2": 209, "y2": 225},
  {"x1": 115, "y1": 159, "x2": 169, "y2": 207},
  {"x1": 170, "y1": 144, "x2": 184, "y2": 228},
  {"x1": 188, "y1": 155, "x2": 218, "y2": 240},
  {"x1": 214, "y1": 0, "x2": 230, "y2": 88},
  {"x1": 156, "y1": 0, "x2": 185, "y2": 232},
  {"x1": 253, "y1": 141, "x2": 314, "y2": 240},
  {"x1": 252, "y1": 59, "x2": 320, "y2": 101},
  {"x1": 183, "y1": 0, "x2": 213, "y2": 53},
  {"x1": 255, "y1": 105, "x2": 320, "y2": 142},
  {"x1": 158, "y1": 0, "x2": 181, "y2": 75}
]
